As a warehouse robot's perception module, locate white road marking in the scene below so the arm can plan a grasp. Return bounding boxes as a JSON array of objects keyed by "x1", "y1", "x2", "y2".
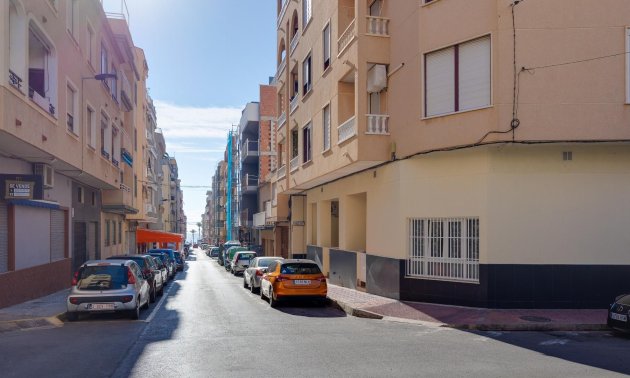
[
  {"x1": 540, "y1": 339, "x2": 569, "y2": 346},
  {"x1": 144, "y1": 279, "x2": 176, "y2": 323}
]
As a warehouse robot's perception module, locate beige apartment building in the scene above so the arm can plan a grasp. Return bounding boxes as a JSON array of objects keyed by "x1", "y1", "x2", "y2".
[
  {"x1": 0, "y1": 0, "x2": 147, "y2": 306},
  {"x1": 273, "y1": 0, "x2": 630, "y2": 308}
]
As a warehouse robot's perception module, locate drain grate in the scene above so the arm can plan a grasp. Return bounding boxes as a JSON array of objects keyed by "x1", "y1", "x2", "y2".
[{"x1": 520, "y1": 315, "x2": 552, "y2": 323}]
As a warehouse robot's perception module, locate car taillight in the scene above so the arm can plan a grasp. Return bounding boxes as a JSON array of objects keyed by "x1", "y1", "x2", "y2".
[
  {"x1": 276, "y1": 275, "x2": 289, "y2": 282},
  {"x1": 121, "y1": 295, "x2": 133, "y2": 303},
  {"x1": 143, "y1": 268, "x2": 151, "y2": 277},
  {"x1": 71, "y1": 271, "x2": 79, "y2": 286},
  {"x1": 69, "y1": 297, "x2": 79, "y2": 305},
  {"x1": 256, "y1": 270, "x2": 264, "y2": 276},
  {"x1": 127, "y1": 268, "x2": 136, "y2": 284},
  {"x1": 318, "y1": 276, "x2": 327, "y2": 282}
]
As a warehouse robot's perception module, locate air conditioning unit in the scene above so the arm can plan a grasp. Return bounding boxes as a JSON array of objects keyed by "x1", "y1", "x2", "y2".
[{"x1": 33, "y1": 163, "x2": 54, "y2": 189}]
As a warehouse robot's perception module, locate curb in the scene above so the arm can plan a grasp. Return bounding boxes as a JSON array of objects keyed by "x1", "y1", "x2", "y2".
[
  {"x1": 0, "y1": 313, "x2": 65, "y2": 334},
  {"x1": 327, "y1": 297, "x2": 609, "y2": 332}
]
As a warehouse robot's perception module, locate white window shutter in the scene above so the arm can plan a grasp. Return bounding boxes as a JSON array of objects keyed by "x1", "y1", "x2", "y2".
[
  {"x1": 425, "y1": 47, "x2": 455, "y2": 117},
  {"x1": 458, "y1": 36, "x2": 491, "y2": 111},
  {"x1": 367, "y1": 64, "x2": 387, "y2": 93}
]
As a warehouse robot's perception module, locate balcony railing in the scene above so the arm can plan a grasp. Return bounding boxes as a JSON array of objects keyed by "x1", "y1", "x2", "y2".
[
  {"x1": 29, "y1": 87, "x2": 56, "y2": 117},
  {"x1": 338, "y1": 116, "x2": 357, "y2": 144},
  {"x1": 8, "y1": 70, "x2": 23, "y2": 91},
  {"x1": 277, "y1": 0, "x2": 289, "y2": 27},
  {"x1": 290, "y1": 156, "x2": 299, "y2": 172},
  {"x1": 338, "y1": 19, "x2": 356, "y2": 57},
  {"x1": 278, "y1": 111, "x2": 287, "y2": 127},
  {"x1": 366, "y1": 16, "x2": 390, "y2": 36},
  {"x1": 241, "y1": 174, "x2": 258, "y2": 192},
  {"x1": 278, "y1": 164, "x2": 287, "y2": 179},
  {"x1": 290, "y1": 32, "x2": 300, "y2": 55},
  {"x1": 120, "y1": 70, "x2": 133, "y2": 111},
  {"x1": 276, "y1": 58, "x2": 286, "y2": 81},
  {"x1": 366, "y1": 114, "x2": 390, "y2": 135},
  {"x1": 253, "y1": 211, "x2": 266, "y2": 228},
  {"x1": 240, "y1": 139, "x2": 259, "y2": 161},
  {"x1": 67, "y1": 114, "x2": 74, "y2": 132},
  {"x1": 290, "y1": 95, "x2": 298, "y2": 114},
  {"x1": 112, "y1": 157, "x2": 119, "y2": 168}
]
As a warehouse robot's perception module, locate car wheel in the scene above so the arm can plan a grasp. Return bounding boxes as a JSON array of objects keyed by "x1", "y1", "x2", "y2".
[
  {"x1": 250, "y1": 279, "x2": 257, "y2": 294},
  {"x1": 66, "y1": 312, "x2": 78, "y2": 322},
  {"x1": 260, "y1": 284, "x2": 266, "y2": 300},
  {"x1": 269, "y1": 287, "x2": 278, "y2": 308},
  {"x1": 130, "y1": 301, "x2": 140, "y2": 320},
  {"x1": 149, "y1": 284, "x2": 157, "y2": 303},
  {"x1": 141, "y1": 293, "x2": 150, "y2": 310},
  {"x1": 243, "y1": 277, "x2": 248, "y2": 288}
]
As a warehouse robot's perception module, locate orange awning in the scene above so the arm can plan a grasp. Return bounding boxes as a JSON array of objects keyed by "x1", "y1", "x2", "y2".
[{"x1": 136, "y1": 229, "x2": 184, "y2": 244}]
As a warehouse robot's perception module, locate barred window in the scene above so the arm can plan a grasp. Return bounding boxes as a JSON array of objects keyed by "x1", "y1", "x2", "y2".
[{"x1": 407, "y1": 217, "x2": 479, "y2": 283}]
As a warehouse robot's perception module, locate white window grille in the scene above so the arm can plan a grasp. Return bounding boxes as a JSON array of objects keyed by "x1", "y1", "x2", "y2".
[{"x1": 407, "y1": 217, "x2": 480, "y2": 283}]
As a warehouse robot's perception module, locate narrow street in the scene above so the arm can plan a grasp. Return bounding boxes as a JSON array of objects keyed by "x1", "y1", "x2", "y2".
[{"x1": 1, "y1": 249, "x2": 629, "y2": 377}]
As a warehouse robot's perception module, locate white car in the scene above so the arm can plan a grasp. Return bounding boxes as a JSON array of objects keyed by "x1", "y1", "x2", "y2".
[
  {"x1": 230, "y1": 251, "x2": 257, "y2": 275},
  {"x1": 66, "y1": 260, "x2": 150, "y2": 321},
  {"x1": 243, "y1": 256, "x2": 284, "y2": 293}
]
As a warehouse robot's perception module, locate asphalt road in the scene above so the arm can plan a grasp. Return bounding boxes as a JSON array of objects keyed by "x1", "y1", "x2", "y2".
[{"x1": 1, "y1": 249, "x2": 629, "y2": 377}]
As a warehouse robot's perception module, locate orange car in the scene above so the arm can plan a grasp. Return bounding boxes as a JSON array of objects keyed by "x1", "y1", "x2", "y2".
[{"x1": 260, "y1": 259, "x2": 327, "y2": 307}]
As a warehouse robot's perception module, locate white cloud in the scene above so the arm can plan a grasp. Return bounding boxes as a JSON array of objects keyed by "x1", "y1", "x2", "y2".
[
  {"x1": 166, "y1": 141, "x2": 225, "y2": 154},
  {"x1": 154, "y1": 100, "x2": 242, "y2": 139}
]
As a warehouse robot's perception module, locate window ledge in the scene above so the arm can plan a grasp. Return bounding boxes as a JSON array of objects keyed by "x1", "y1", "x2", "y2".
[
  {"x1": 302, "y1": 88, "x2": 313, "y2": 102},
  {"x1": 303, "y1": 17, "x2": 313, "y2": 34},
  {"x1": 421, "y1": 104, "x2": 493, "y2": 121},
  {"x1": 66, "y1": 129, "x2": 80, "y2": 140},
  {"x1": 301, "y1": 159, "x2": 313, "y2": 168},
  {"x1": 421, "y1": 0, "x2": 444, "y2": 7},
  {"x1": 322, "y1": 64, "x2": 332, "y2": 78},
  {"x1": 321, "y1": 147, "x2": 332, "y2": 155}
]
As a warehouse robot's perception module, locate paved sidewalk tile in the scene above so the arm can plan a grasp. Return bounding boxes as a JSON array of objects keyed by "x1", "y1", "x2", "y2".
[{"x1": 0, "y1": 289, "x2": 68, "y2": 329}]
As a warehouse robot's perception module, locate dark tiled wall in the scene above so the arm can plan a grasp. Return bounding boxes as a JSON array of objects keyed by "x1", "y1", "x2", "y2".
[
  {"x1": 306, "y1": 245, "x2": 323, "y2": 269},
  {"x1": 329, "y1": 249, "x2": 356, "y2": 289},
  {"x1": 366, "y1": 254, "x2": 400, "y2": 300}
]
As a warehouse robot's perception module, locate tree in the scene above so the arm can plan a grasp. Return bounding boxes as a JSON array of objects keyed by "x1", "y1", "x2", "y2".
[
  {"x1": 191, "y1": 229, "x2": 196, "y2": 244},
  {"x1": 197, "y1": 222, "x2": 202, "y2": 242}
]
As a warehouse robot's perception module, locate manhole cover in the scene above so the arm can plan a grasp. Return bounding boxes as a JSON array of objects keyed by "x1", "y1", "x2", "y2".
[{"x1": 520, "y1": 315, "x2": 552, "y2": 323}]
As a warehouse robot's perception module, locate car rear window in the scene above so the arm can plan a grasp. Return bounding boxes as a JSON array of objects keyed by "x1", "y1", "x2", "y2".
[
  {"x1": 77, "y1": 266, "x2": 127, "y2": 290},
  {"x1": 238, "y1": 253, "x2": 256, "y2": 260},
  {"x1": 280, "y1": 263, "x2": 321, "y2": 275},
  {"x1": 617, "y1": 295, "x2": 630, "y2": 305},
  {"x1": 258, "y1": 259, "x2": 281, "y2": 267}
]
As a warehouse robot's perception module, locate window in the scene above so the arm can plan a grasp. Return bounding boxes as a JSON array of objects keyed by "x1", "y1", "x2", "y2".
[
  {"x1": 118, "y1": 221, "x2": 122, "y2": 244},
  {"x1": 67, "y1": 0, "x2": 79, "y2": 39},
  {"x1": 87, "y1": 106, "x2": 96, "y2": 147},
  {"x1": 101, "y1": 44, "x2": 109, "y2": 77},
  {"x1": 134, "y1": 128, "x2": 137, "y2": 151},
  {"x1": 110, "y1": 67, "x2": 117, "y2": 100},
  {"x1": 91, "y1": 192, "x2": 96, "y2": 206},
  {"x1": 369, "y1": 0, "x2": 382, "y2": 16},
  {"x1": 28, "y1": 23, "x2": 57, "y2": 117},
  {"x1": 105, "y1": 220, "x2": 110, "y2": 246},
  {"x1": 322, "y1": 104, "x2": 331, "y2": 151},
  {"x1": 77, "y1": 186, "x2": 84, "y2": 203},
  {"x1": 101, "y1": 112, "x2": 110, "y2": 158},
  {"x1": 291, "y1": 128, "x2": 299, "y2": 159},
  {"x1": 112, "y1": 221, "x2": 116, "y2": 245},
  {"x1": 86, "y1": 23, "x2": 95, "y2": 66},
  {"x1": 66, "y1": 84, "x2": 76, "y2": 134},
  {"x1": 626, "y1": 28, "x2": 630, "y2": 103},
  {"x1": 134, "y1": 175, "x2": 138, "y2": 198},
  {"x1": 302, "y1": 54, "x2": 312, "y2": 95},
  {"x1": 407, "y1": 217, "x2": 480, "y2": 283},
  {"x1": 302, "y1": 122, "x2": 312, "y2": 163},
  {"x1": 302, "y1": 0, "x2": 312, "y2": 27},
  {"x1": 424, "y1": 35, "x2": 491, "y2": 117},
  {"x1": 323, "y1": 23, "x2": 331, "y2": 71}
]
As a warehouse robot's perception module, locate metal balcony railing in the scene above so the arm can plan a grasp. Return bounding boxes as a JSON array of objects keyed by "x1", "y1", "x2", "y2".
[
  {"x1": 8, "y1": 70, "x2": 23, "y2": 90},
  {"x1": 366, "y1": 114, "x2": 390, "y2": 135},
  {"x1": 290, "y1": 32, "x2": 300, "y2": 55},
  {"x1": 289, "y1": 156, "x2": 299, "y2": 173},
  {"x1": 338, "y1": 116, "x2": 357, "y2": 143},
  {"x1": 277, "y1": 0, "x2": 289, "y2": 27},
  {"x1": 278, "y1": 164, "x2": 287, "y2": 179},
  {"x1": 290, "y1": 96, "x2": 298, "y2": 114},
  {"x1": 278, "y1": 112, "x2": 287, "y2": 127}
]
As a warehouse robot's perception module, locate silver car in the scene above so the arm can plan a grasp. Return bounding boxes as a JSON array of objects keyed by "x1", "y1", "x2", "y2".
[
  {"x1": 243, "y1": 256, "x2": 284, "y2": 293},
  {"x1": 231, "y1": 251, "x2": 257, "y2": 275},
  {"x1": 66, "y1": 260, "x2": 150, "y2": 321}
]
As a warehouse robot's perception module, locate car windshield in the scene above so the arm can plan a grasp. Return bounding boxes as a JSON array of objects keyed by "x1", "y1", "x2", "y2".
[
  {"x1": 617, "y1": 295, "x2": 630, "y2": 305},
  {"x1": 280, "y1": 263, "x2": 321, "y2": 275},
  {"x1": 77, "y1": 265, "x2": 127, "y2": 290},
  {"x1": 258, "y1": 259, "x2": 279, "y2": 267}
]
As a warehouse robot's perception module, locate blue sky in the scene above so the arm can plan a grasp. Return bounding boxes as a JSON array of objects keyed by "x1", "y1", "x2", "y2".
[{"x1": 103, "y1": 1, "x2": 276, "y2": 240}]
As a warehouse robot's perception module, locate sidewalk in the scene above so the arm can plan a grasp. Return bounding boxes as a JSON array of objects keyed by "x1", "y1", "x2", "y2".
[
  {"x1": 0, "y1": 289, "x2": 68, "y2": 334},
  {"x1": 326, "y1": 284, "x2": 609, "y2": 331}
]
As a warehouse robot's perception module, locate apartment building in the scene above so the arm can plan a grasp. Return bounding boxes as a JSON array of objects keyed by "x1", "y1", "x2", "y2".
[
  {"x1": 272, "y1": 0, "x2": 630, "y2": 308},
  {"x1": 211, "y1": 160, "x2": 228, "y2": 244},
  {"x1": 0, "y1": 0, "x2": 142, "y2": 306},
  {"x1": 167, "y1": 156, "x2": 186, "y2": 235},
  {"x1": 238, "y1": 102, "x2": 260, "y2": 246}
]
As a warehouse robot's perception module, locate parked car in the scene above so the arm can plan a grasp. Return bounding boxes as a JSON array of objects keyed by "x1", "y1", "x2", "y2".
[
  {"x1": 107, "y1": 255, "x2": 163, "y2": 302},
  {"x1": 608, "y1": 293, "x2": 630, "y2": 333},
  {"x1": 260, "y1": 259, "x2": 327, "y2": 307},
  {"x1": 224, "y1": 246, "x2": 247, "y2": 271},
  {"x1": 150, "y1": 256, "x2": 168, "y2": 288},
  {"x1": 230, "y1": 251, "x2": 257, "y2": 275},
  {"x1": 173, "y1": 251, "x2": 185, "y2": 271},
  {"x1": 218, "y1": 241, "x2": 241, "y2": 266},
  {"x1": 244, "y1": 257, "x2": 284, "y2": 293},
  {"x1": 66, "y1": 259, "x2": 150, "y2": 321},
  {"x1": 208, "y1": 246, "x2": 220, "y2": 258},
  {"x1": 149, "y1": 249, "x2": 178, "y2": 277},
  {"x1": 149, "y1": 250, "x2": 175, "y2": 280}
]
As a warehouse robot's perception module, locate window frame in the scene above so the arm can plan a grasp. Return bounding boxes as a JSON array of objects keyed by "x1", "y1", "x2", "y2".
[
  {"x1": 86, "y1": 103, "x2": 96, "y2": 148},
  {"x1": 302, "y1": 121, "x2": 312, "y2": 164},
  {"x1": 66, "y1": 80, "x2": 78, "y2": 135},
  {"x1": 302, "y1": 0, "x2": 312, "y2": 30},
  {"x1": 322, "y1": 22, "x2": 331, "y2": 72},
  {"x1": 626, "y1": 28, "x2": 630, "y2": 104},
  {"x1": 423, "y1": 34, "x2": 492, "y2": 119},
  {"x1": 322, "y1": 103, "x2": 331, "y2": 152},
  {"x1": 302, "y1": 53, "x2": 312, "y2": 96}
]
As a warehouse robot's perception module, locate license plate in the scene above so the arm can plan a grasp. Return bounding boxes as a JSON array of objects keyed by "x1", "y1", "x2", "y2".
[
  {"x1": 89, "y1": 303, "x2": 115, "y2": 311},
  {"x1": 294, "y1": 280, "x2": 311, "y2": 285},
  {"x1": 611, "y1": 313, "x2": 628, "y2": 322}
]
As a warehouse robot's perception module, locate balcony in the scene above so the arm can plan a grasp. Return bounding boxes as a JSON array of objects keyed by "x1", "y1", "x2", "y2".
[
  {"x1": 253, "y1": 211, "x2": 266, "y2": 228},
  {"x1": 366, "y1": 114, "x2": 390, "y2": 135},
  {"x1": 276, "y1": 58, "x2": 286, "y2": 81},
  {"x1": 338, "y1": 19, "x2": 356, "y2": 57},
  {"x1": 289, "y1": 156, "x2": 299, "y2": 173},
  {"x1": 290, "y1": 95, "x2": 298, "y2": 114},
  {"x1": 366, "y1": 16, "x2": 390, "y2": 37},
  {"x1": 278, "y1": 112, "x2": 287, "y2": 128},
  {"x1": 29, "y1": 87, "x2": 56, "y2": 117},
  {"x1": 277, "y1": 0, "x2": 289, "y2": 27},
  {"x1": 278, "y1": 164, "x2": 287, "y2": 179},
  {"x1": 338, "y1": 116, "x2": 357, "y2": 144},
  {"x1": 241, "y1": 174, "x2": 258, "y2": 194},
  {"x1": 8, "y1": 70, "x2": 23, "y2": 91},
  {"x1": 102, "y1": 184, "x2": 137, "y2": 215},
  {"x1": 290, "y1": 32, "x2": 300, "y2": 56},
  {"x1": 240, "y1": 139, "x2": 259, "y2": 163}
]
